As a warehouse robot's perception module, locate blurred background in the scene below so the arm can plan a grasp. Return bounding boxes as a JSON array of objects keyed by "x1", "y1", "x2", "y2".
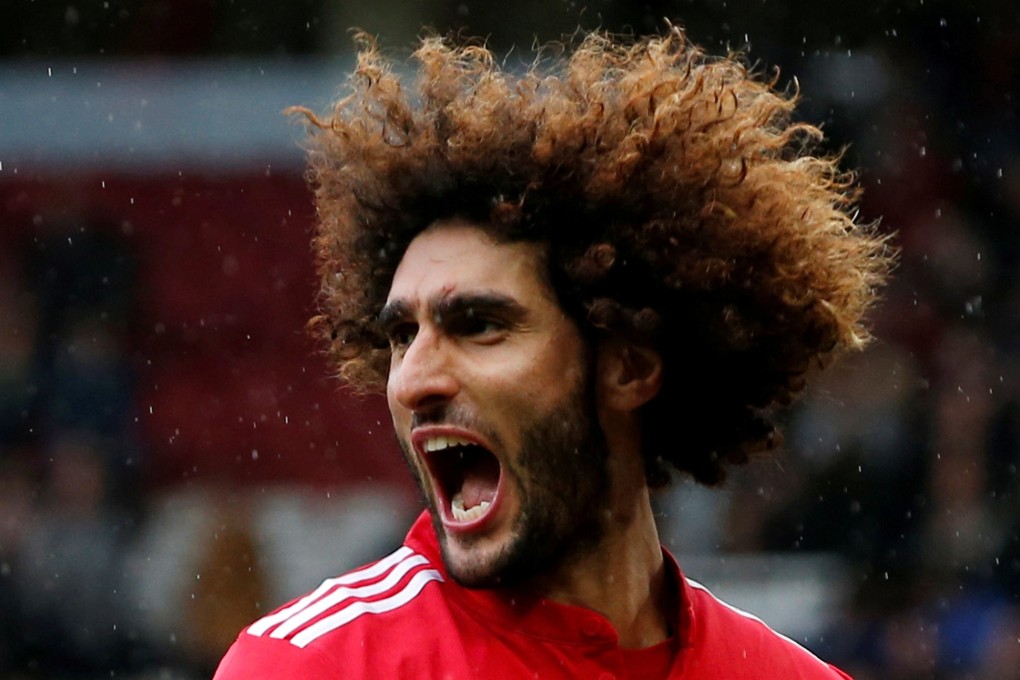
[{"x1": 0, "y1": 1, "x2": 1017, "y2": 678}]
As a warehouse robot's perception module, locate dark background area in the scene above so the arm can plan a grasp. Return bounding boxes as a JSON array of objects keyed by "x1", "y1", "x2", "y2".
[{"x1": 1, "y1": 2, "x2": 1018, "y2": 678}]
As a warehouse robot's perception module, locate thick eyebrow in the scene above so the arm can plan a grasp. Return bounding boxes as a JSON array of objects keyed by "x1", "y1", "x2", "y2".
[
  {"x1": 432, "y1": 293, "x2": 529, "y2": 326},
  {"x1": 377, "y1": 299, "x2": 414, "y2": 334},
  {"x1": 377, "y1": 292, "x2": 528, "y2": 334}
]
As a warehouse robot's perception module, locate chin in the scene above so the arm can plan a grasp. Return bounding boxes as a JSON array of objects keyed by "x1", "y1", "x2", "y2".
[
  {"x1": 434, "y1": 520, "x2": 509, "y2": 587},
  {"x1": 445, "y1": 560, "x2": 506, "y2": 588},
  {"x1": 436, "y1": 518, "x2": 558, "y2": 590}
]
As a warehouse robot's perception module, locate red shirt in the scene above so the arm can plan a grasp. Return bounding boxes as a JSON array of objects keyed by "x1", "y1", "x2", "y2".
[{"x1": 214, "y1": 512, "x2": 852, "y2": 679}]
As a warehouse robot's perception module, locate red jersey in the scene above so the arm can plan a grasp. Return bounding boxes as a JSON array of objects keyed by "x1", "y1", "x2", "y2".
[{"x1": 214, "y1": 512, "x2": 851, "y2": 679}]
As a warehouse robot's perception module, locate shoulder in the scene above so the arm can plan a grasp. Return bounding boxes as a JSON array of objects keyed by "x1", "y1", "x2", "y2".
[
  {"x1": 682, "y1": 577, "x2": 852, "y2": 680},
  {"x1": 213, "y1": 544, "x2": 446, "y2": 680}
]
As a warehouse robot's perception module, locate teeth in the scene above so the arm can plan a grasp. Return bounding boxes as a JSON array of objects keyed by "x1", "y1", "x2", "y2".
[
  {"x1": 450, "y1": 493, "x2": 491, "y2": 522},
  {"x1": 423, "y1": 435, "x2": 474, "y2": 452}
]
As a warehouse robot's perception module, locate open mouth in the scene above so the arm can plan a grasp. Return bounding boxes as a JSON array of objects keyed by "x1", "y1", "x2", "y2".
[{"x1": 418, "y1": 433, "x2": 502, "y2": 527}]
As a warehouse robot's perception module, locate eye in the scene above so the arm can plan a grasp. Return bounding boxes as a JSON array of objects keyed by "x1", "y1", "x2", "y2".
[
  {"x1": 387, "y1": 323, "x2": 418, "y2": 350},
  {"x1": 452, "y1": 314, "x2": 506, "y2": 340}
]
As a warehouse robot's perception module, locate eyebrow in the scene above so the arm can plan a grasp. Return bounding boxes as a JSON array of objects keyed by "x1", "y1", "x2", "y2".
[
  {"x1": 378, "y1": 292, "x2": 528, "y2": 332},
  {"x1": 377, "y1": 299, "x2": 413, "y2": 333}
]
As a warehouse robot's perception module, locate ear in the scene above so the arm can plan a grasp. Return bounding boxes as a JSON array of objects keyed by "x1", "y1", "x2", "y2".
[{"x1": 595, "y1": 339, "x2": 663, "y2": 412}]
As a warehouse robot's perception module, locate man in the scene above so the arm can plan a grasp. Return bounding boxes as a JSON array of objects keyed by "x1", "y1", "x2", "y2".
[{"x1": 215, "y1": 27, "x2": 891, "y2": 679}]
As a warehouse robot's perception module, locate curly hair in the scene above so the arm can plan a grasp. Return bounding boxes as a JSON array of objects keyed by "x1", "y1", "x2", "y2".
[{"x1": 294, "y1": 27, "x2": 893, "y2": 487}]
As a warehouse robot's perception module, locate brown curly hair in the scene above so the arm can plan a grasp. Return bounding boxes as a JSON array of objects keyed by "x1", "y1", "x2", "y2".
[{"x1": 294, "y1": 27, "x2": 893, "y2": 487}]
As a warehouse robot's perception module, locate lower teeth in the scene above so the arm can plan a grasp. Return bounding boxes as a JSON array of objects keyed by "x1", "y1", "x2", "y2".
[{"x1": 451, "y1": 495, "x2": 491, "y2": 522}]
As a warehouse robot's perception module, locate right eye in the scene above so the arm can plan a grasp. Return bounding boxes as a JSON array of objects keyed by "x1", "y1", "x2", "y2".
[{"x1": 387, "y1": 323, "x2": 418, "y2": 349}]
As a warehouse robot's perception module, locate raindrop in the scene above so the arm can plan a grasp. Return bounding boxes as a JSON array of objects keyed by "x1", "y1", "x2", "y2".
[{"x1": 251, "y1": 450, "x2": 259, "y2": 460}]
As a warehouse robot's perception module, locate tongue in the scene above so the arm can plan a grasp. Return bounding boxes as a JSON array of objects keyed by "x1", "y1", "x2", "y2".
[{"x1": 458, "y1": 450, "x2": 500, "y2": 509}]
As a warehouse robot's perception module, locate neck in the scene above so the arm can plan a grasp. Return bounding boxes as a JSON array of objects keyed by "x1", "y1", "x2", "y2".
[{"x1": 528, "y1": 474, "x2": 672, "y2": 648}]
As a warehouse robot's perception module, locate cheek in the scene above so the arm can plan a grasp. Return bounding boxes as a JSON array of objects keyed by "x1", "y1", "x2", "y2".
[
  {"x1": 557, "y1": 360, "x2": 587, "y2": 387},
  {"x1": 485, "y1": 356, "x2": 583, "y2": 414},
  {"x1": 534, "y1": 339, "x2": 587, "y2": 394}
]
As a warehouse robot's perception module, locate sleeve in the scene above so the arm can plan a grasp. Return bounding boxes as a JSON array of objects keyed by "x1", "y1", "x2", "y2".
[
  {"x1": 680, "y1": 579, "x2": 857, "y2": 680},
  {"x1": 212, "y1": 631, "x2": 340, "y2": 680},
  {"x1": 826, "y1": 663, "x2": 854, "y2": 680}
]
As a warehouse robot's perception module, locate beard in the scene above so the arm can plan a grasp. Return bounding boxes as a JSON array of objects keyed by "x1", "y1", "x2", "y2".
[{"x1": 398, "y1": 373, "x2": 611, "y2": 589}]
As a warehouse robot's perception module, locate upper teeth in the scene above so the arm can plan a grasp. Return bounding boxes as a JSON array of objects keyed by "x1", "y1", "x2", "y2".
[{"x1": 423, "y1": 435, "x2": 473, "y2": 452}]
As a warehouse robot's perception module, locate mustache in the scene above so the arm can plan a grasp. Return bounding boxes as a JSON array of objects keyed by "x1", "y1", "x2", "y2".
[
  {"x1": 409, "y1": 405, "x2": 502, "y2": 453},
  {"x1": 411, "y1": 404, "x2": 478, "y2": 430}
]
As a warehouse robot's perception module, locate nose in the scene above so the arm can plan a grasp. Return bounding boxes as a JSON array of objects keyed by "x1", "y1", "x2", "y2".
[{"x1": 387, "y1": 327, "x2": 460, "y2": 415}]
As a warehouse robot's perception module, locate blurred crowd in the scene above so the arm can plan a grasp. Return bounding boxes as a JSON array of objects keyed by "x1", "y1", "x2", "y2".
[{"x1": 1, "y1": 2, "x2": 1018, "y2": 679}]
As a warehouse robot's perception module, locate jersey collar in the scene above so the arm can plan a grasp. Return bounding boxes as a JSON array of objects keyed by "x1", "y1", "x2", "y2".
[{"x1": 403, "y1": 510, "x2": 695, "y2": 649}]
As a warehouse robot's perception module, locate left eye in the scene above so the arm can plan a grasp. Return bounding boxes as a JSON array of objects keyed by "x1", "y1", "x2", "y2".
[
  {"x1": 452, "y1": 316, "x2": 504, "y2": 339},
  {"x1": 464, "y1": 318, "x2": 502, "y2": 335}
]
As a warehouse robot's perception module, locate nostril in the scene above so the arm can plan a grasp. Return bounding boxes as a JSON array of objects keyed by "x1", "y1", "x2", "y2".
[
  {"x1": 410, "y1": 402, "x2": 451, "y2": 428},
  {"x1": 408, "y1": 382, "x2": 458, "y2": 413}
]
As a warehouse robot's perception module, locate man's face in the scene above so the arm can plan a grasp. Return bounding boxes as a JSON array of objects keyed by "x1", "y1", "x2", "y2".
[{"x1": 381, "y1": 221, "x2": 610, "y2": 587}]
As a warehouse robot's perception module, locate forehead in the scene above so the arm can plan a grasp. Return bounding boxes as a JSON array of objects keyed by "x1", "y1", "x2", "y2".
[{"x1": 385, "y1": 221, "x2": 551, "y2": 306}]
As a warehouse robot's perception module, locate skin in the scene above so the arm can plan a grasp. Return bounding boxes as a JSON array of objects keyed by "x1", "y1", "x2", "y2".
[{"x1": 383, "y1": 219, "x2": 671, "y2": 648}]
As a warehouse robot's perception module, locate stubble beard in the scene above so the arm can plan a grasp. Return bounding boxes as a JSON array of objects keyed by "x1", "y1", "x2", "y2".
[{"x1": 398, "y1": 379, "x2": 611, "y2": 589}]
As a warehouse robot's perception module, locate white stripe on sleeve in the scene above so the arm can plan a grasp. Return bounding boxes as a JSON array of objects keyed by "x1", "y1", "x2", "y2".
[
  {"x1": 291, "y1": 568, "x2": 444, "y2": 648},
  {"x1": 247, "y1": 546, "x2": 414, "y2": 637},
  {"x1": 269, "y1": 553, "x2": 430, "y2": 639}
]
